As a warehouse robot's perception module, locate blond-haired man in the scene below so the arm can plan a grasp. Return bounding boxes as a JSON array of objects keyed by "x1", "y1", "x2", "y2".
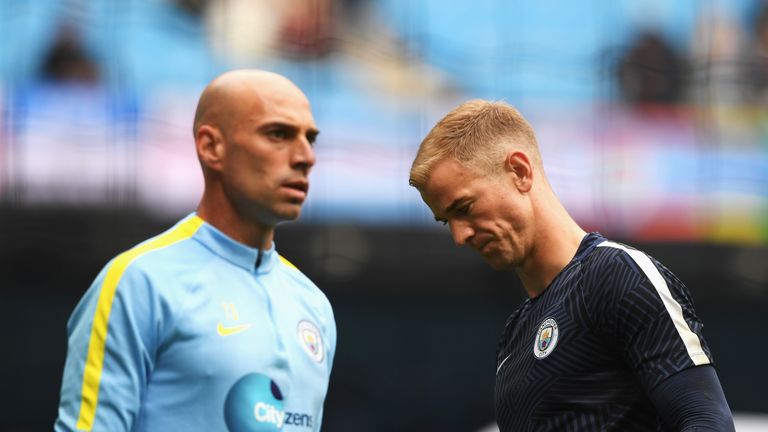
[{"x1": 410, "y1": 100, "x2": 734, "y2": 431}]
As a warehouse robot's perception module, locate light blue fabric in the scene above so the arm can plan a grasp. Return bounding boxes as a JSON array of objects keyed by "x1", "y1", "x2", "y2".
[{"x1": 56, "y1": 213, "x2": 336, "y2": 431}]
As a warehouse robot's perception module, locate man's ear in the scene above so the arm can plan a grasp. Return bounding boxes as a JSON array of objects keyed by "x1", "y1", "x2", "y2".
[
  {"x1": 504, "y1": 151, "x2": 533, "y2": 193},
  {"x1": 196, "y1": 125, "x2": 225, "y2": 172}
]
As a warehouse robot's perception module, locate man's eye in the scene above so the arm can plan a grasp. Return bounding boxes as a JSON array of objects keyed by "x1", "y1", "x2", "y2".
[
  {"x1": 268, "y1": 130, "x2": 288, "y2": 140},
  {"x1": 457, "y1": 203, "x2": 472, "y2": 216}
]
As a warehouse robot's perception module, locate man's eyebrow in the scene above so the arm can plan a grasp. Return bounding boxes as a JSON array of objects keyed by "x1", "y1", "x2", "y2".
[
  {"x1": 258, "y1": 122, "x2": 319, "y2": 138},
  {"x1": 433, "y1": 197, "x2": 464, "y2": 222},
  {"x1": 258, "y1": 121, "x2": 297, "y2": 131},
  {"x1": 444, "y1": 197, "x2": 465, "y2": 215}
]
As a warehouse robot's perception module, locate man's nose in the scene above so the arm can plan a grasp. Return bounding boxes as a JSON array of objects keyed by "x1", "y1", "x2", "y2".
[
  {"x1": 449, "y1": 220, "x2": 474, "y2": 247},
  {"x1": 292, "y1": 136, "x2": 316, "y2": 172}
]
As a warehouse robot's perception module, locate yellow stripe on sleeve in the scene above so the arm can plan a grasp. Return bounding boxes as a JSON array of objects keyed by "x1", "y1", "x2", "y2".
[
  {"x1": 76, "y1": 216, "x2": 204, "y2": 430},
  {"x1": 278, "y1": 255, "x2": 299, "y2": 271}
]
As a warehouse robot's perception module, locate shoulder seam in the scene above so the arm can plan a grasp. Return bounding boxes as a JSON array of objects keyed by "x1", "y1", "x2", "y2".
[{"x1": 596, "y1": 241, "x2": 710, "y2": 366}]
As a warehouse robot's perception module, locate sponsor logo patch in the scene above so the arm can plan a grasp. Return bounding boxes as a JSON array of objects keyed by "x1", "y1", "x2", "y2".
[{"x1": 224, "y1": 373, "x2": 313, "y2": 431}]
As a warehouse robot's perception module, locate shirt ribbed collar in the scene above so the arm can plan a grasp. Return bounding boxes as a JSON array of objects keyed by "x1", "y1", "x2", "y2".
[
  {"x1": 186, "y1": 213, "x2": 278, "y2": 274},
  {"x1": 573, "y1": 232, "x2": 606, "y2": 262}
]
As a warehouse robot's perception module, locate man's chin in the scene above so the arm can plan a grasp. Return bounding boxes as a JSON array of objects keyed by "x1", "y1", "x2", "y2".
[
  {"x1": 483, "y1": 253, "x2": 517, "y2": 271},
  {"x1": 272, "y1": 205, "x2": 303, "y2": 223}
]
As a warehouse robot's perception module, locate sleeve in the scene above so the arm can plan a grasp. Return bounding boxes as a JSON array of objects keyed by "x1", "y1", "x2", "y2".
[
  {"x1": 318, "y1": 297, "x2": 337, "y2": 432},
  {"x1": 55, "y1": 260, "x2": 163, "y2": 431},
  {"x1": 325, "y1": 299, "x2": 337, "y2": 371},
  {"x1": 586, "y1": 243, "x2": 713, "y2": 391},
  {"x1": 649, "y1": 365, "x2": 735, "y2": 431}
]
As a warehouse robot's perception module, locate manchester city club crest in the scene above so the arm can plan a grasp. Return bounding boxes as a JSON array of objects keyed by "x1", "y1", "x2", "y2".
[
  {"x1": 297, "y1": 320, "x2": 324, "y2": 363},
  {"x1": 533, "y1": 317, "x2": 559, "y2": 359}
]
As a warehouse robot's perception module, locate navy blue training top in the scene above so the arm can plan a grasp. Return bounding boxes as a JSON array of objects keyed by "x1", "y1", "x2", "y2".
[{"x1": 494, "y1": 233, "x2": 716, "y2": 431}]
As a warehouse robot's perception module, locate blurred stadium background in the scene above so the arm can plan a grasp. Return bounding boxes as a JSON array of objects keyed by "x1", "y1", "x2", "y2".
[{"x1": 1, "y1": 0, "x2": 767, "y2": 430}]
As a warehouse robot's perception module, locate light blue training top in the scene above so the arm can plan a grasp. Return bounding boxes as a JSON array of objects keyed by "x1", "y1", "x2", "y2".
[{"x1": 56, "y1": 213, "x2": 336, "y2": 432}]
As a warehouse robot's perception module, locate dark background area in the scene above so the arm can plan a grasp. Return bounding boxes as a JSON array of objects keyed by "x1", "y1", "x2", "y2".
[{"x1": 1, "y1": 206, "x2": 766, "y2": 431}]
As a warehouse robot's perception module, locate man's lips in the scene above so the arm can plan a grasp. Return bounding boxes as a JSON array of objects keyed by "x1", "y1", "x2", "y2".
[
  {"x1": 283, "y1": 180, "x2": 309, "y2": 194},
  {"x1": 472, "y1": 238, "x2": 493, "y2": 252}
]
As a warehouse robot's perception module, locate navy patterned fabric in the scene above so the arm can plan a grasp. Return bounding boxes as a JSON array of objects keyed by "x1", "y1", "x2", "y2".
[{"x1": 494, "y1": 233, "x2": 713, "y2": 431}]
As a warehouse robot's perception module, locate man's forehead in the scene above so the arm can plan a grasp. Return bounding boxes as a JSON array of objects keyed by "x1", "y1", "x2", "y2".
[
  {"x1": 241, "y1": 88, "x2": 316, "y2": 127},
  {"x1": 252, "y1": 102, "x2": 316, "y2": 129},
  {"x1": 258, "y1": 83, "x2": 310, "y2": 106},
  {"x1": 425, "y1": 158, "x2": 472, "y2": 189},
  {"x1": 421, "y1": 160, "x2": 468, "y2": 209}
]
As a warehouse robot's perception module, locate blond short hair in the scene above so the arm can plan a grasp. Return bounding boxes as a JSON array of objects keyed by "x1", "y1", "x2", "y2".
[{"x1": 409, "y1": 100, "x2": 541, "y2": 189}]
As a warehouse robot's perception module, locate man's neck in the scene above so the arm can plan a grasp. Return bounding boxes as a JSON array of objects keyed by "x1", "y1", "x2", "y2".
[
  {"x1": 196, "y1": 195, "x2": 274, "y2": 250},
  {"x1": 517, "y1": 191, "x2": 587, "y2": 298}
]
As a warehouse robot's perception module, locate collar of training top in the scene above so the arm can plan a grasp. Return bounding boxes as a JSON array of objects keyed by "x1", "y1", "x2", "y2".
[{"x1": 188, "y1": 213, "x2": 278, "y2": 273}]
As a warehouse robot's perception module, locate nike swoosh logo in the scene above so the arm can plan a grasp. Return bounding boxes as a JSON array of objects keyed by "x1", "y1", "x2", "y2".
[
  {"x1": 216, "y1": 322, "x2": 252, "y2": 336},
  {"x1": 496, "y1": 354, "x2": 511, "y2": 375}
]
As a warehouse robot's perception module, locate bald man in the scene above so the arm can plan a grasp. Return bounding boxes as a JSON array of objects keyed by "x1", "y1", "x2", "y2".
[{"x1": 56, "y1": 70, "x2": 336, "y2": 432}]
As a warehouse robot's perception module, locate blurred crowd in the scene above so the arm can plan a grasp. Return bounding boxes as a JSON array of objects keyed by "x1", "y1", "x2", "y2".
[
  {"x1": 11, "y1": 0, "x2": 768, "y2": 107},
  {"x1": 0, "y1": 0, "x2": 766, "y2": 243},
  {"x1": 618, "y1": 2, "x2": 768, "y2": 109}
]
